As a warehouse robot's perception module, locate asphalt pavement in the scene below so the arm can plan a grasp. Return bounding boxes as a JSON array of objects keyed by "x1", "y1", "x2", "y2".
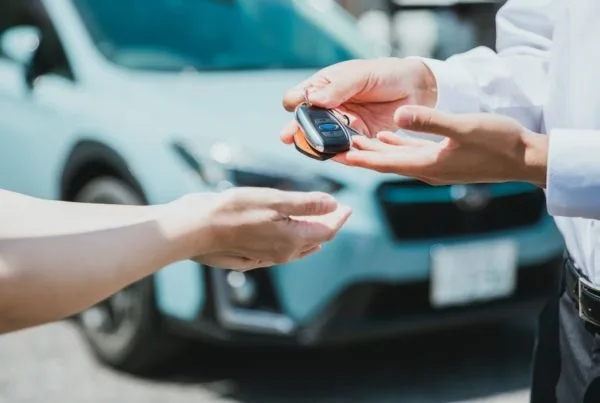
[{"x1": 0, "y1": 318, "x2": 537, "y2": 402}]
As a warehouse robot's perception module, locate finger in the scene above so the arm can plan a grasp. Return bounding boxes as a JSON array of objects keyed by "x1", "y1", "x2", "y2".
[
  {"x1": 377, "y1": 131, "x2": 430, "y2": 146},
  {"x1": 306, "y1": 78, "x2": 363, "y2": 110},
  {"x1": 270, "y1": 190, "x2": 339, "y2": 217},
  {"x1": 299, "y1": 245, "x2": 322, "y2": 259},
  {"x1": 294, "y1": 205, "x2": 352, "y2": 243},
  {"x1": 195, "y1": 255, "x2": 256, "y2": 270},
  {"x1": 282, "y1": 75, "x2": 330, "y2": 112},
  {"x1": 283, "y1": 69, "x2": 365, "y2": 112},
  {"x1": 340, "y1": 149, "x2": 431, "y2": 176},
  {"x1": 300, "y1": 243, "x2": 321, "y2": 253},
  {"x1": 280, "y1": 120, "x2": 299, "y2": 145},
  {"x1": 331, "y1": 152, "x2": 354, "y2": 166},
  {"x1": 352, "y1": 136, "x2": 392, "y2": 152},
  {"x1": 394, "y1": 105, "x2": 470, "y2": 139},
  {"x1": 332, "y1": 109, "x2": 372, "y2": 138},
  {"x1": 231, "y1": 188, "x2": 338, "y2": 217},
  {"x1": 338, "y1": 150, "x2": 396, "y2": 172}
]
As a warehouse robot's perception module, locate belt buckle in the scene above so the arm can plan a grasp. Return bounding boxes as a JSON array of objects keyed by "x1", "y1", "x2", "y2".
[{"x1": 577, "y1": 276, "x2": 600, "y2": 327}]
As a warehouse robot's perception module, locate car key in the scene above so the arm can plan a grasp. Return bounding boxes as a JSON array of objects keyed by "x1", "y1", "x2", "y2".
[{"x1": 293, "y1": 103, "x2": 361, "y2": 161}]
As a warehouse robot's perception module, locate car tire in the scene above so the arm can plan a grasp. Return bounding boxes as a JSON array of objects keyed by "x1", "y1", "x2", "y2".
[{"x1": 73, "y1": 177, "x2": 185, "y2": 376}]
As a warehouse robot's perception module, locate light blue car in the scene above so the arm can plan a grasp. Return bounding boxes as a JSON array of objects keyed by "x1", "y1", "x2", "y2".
[{"x1": 0, "y1": 0, "x2": 564, "y2": 375}]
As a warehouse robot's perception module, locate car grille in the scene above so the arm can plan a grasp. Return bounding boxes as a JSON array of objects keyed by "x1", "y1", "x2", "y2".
[{"x1": 376, "y1": 181, "x2": 546, "y2": 241}]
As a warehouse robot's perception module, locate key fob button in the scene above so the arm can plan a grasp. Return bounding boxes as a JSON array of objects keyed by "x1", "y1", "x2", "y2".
[{"x1": 318, "y1": 123, "x2": 340, "y2": 132}]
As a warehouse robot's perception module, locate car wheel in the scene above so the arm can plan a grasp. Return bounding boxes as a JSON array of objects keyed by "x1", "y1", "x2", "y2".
[{"x1": 73, "y1": 177, "x2": 184, "y2": 376}]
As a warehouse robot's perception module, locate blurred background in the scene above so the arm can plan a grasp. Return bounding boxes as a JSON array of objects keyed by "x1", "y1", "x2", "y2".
[{"x1": 0, "y1": 0, "x2": 565, "y2": 402}]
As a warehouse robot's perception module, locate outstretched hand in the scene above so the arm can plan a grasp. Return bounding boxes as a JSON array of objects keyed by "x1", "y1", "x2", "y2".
[
  {"x1": 183, "y1": 188, "x2": 352, "y2": 272},
  {"x1": 333, "y1": 105, "x2": 548, "y2": 187}
]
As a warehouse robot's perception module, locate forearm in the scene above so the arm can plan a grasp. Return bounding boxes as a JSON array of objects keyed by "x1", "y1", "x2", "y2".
[{"x1": 0, "y1": 190, "x2": 211, "y2": 333}]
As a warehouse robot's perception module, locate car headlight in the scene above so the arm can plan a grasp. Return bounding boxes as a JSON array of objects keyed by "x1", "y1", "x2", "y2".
[{"x1": 171, "y1": 140, "x2": 344, "y2": 194}]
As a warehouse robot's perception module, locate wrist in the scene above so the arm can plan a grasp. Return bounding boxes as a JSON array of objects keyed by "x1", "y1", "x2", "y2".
[
  {"x1": 156, "y1": 193, "x2": 220, "y2": 261},
  {"x1": 413, "y1": 60, "x2": 438, "y2": 108},
  {"x1": 521, "y1": 130, "x2": 549, "y2": 188},
  {"x1": 412, "y1": 57, "x2": 481, "y2": 114},
  {"x1": 401, "y1": 57, "x2": 438, "y2": 107}
]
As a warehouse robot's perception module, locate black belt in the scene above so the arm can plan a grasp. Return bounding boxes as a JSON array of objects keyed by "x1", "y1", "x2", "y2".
[{"x1": 565, "y1": 254, "x2": 600, "y2": 327}]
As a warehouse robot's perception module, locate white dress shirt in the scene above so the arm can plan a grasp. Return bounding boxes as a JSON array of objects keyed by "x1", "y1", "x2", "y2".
[{"x1": 419, "y1": 0, "x2": 600, "y2": 283}]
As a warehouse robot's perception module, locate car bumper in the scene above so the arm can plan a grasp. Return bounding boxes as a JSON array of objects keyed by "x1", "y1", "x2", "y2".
[{"x1": 166, "y1": 253, "x2": 562, "y2": 346}]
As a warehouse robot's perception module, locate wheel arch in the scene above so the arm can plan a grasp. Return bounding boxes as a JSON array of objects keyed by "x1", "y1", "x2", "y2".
[
  {"x1": 59, "y1": 139, "x2": 148, "y2": 203},
  {"x1": 60, "y1": 138, "x2": 208, "y2": 325}
]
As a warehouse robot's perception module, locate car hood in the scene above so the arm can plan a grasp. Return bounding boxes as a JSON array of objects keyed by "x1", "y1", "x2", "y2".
[{"x1": 112, "y1": 68, "x2": 406, "y2": 185}]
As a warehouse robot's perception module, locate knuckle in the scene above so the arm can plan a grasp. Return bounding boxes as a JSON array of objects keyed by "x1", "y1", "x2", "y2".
[
  {"x1": 221, "y1": 188, "x2": 242, "y2": 205},
  {"x1": 273, "y1": 253, "x2": 291, "y2": 265},
  {"x1": 460, "y1": 120, "x2": 480, "y2": 136},
  {"x1": 301, "y1": 199, "x2": 317, "y2": 215},
  {"x1": 412, "y1": 110, "x2": 432, "y2": 131},
  {"x1": 304, "y1": 199, "x2": 321, "y2": 215},
  {"x1": 282, "y1": 98, "x2": 294, "y2": 112},
  {"x1": 423, "y1": 112, "x2": 434, "y2": 130},
  {"x1": 267, "y1": 209, "x2": 282, "y2": 221}
]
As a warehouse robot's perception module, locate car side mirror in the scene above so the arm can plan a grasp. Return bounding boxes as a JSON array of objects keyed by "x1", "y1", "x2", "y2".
[{"x1": 0, "y1": 26, "x2": 41, "y2": 67}]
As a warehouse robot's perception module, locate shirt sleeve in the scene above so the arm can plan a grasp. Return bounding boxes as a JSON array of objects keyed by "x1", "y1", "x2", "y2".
[
  {"x1": 414, "y1": 0, "x2": 560, "y2": 132},
  {"x1": 546, "y1": 129, "x2": 600, "y2": 219},
  {"x1": 412, "y1": 0, "x2": 600, "y2": 220}
]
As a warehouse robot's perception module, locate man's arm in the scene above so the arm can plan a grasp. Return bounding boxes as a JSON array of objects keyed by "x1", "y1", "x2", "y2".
[
  {"x1": 419, "y1": 0, "x2": 559, "y2": 131},
  {"x1": 419, "y1": 0, "x2": 600, "y2": 219}
]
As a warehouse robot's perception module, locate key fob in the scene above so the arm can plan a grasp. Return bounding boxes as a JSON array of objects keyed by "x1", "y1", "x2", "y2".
[{"x1": 294, "y1": 104, "x2": 358, "y2": 161}]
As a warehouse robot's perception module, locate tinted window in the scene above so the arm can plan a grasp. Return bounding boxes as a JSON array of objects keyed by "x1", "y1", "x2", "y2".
[
  {"x1": 0, "y1": 0, "x2": 39, "y2": 57},
  {"x1": 72, "y1": 0, "x2": 363, "y2": 72},
  {"x1": 0, "y1": 0, "x2": 74, "y2": 80}
]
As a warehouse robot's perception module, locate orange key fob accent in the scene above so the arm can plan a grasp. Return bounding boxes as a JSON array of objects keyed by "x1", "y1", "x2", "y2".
[{"x1": 293, "y1": 127, "x2": 337, "y2": 161}]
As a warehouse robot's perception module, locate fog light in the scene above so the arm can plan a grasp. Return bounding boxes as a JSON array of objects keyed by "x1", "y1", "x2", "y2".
[{"x1": 226, "y1": 271, "x2": 257, "y2": 306}]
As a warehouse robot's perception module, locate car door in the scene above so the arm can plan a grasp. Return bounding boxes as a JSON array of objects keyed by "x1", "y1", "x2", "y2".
[{"x1": 0, "y1": 0, "x2": 77, "y2": 198}]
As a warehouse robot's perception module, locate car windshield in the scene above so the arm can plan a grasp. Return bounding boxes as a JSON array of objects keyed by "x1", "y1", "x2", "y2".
[{"x1": 71, "y1": 0, "x2": 367, "y2": 72}]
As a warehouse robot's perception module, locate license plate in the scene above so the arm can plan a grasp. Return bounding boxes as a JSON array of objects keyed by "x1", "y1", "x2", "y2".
[{"x1": 429, "y1": 239, "x2": 518, "y2": 308}]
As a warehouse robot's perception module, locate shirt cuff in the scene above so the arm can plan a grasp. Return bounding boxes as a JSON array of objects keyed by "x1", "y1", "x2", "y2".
[
  {"x1": 409, "y1": 57, "x2": 481, "y2": 114},
  {"x1": 546, "y1": 129, "x2": 600, "y2": 219}
]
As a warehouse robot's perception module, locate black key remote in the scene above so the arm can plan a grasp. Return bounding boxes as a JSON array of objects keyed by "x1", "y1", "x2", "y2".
[{"x1": 294, "y1": 103, "x2": 359, "y2": 161}]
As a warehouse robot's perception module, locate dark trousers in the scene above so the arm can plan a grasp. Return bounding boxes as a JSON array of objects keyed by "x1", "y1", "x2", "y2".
[{"x1": 530, "y1": 257, "x2": 600, "y2": 402}]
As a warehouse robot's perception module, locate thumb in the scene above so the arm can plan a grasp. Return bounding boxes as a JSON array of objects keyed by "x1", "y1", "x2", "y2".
[
  {"x1": 306, "y1": 77, "x2": 362, "y2": 109},
  {"x1": 393, "y1": 105, "x2": 467, "y2": 139},
  {"x1": 376, "y1": 131, "x2": 428, "y2": 146},
  {"x1": 283, "y1": 62, "x2": 368, "y2": 111},
  {"x1": 270, "y1": 191, "x2": 339, "y2": 217}
]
